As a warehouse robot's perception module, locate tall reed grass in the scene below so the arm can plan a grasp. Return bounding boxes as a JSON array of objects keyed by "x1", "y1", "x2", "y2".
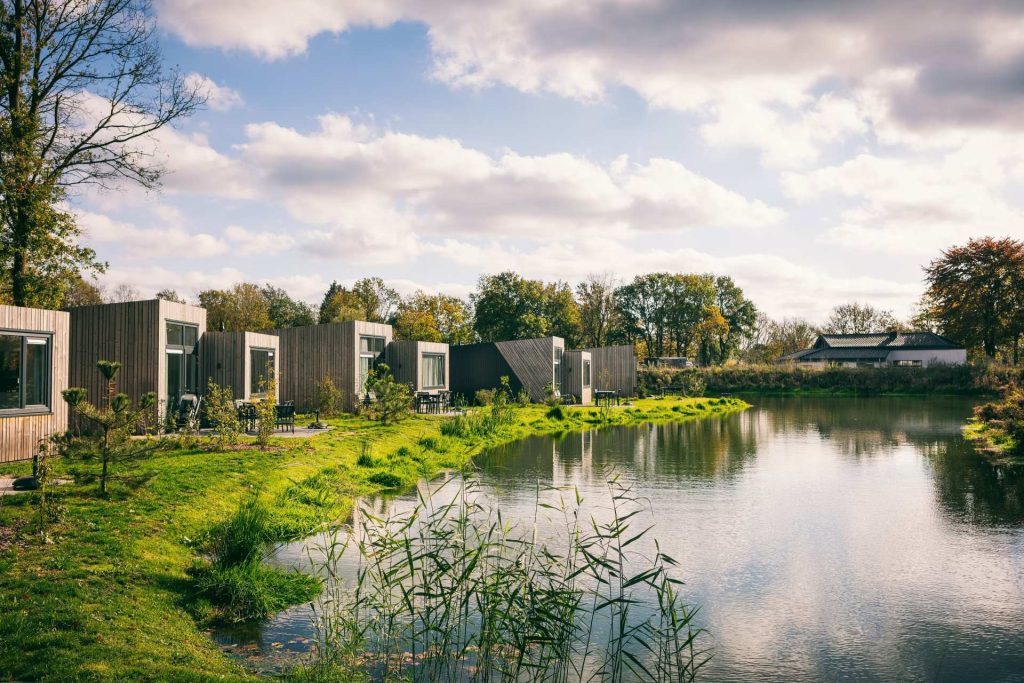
[{"x1": 290, "y1": 478, "x2": 707, "y2": 682}]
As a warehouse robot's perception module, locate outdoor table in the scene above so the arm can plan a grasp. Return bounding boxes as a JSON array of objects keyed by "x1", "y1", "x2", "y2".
[{"x1": 594, "y1": 390, "x2": 619, "y2": 407}]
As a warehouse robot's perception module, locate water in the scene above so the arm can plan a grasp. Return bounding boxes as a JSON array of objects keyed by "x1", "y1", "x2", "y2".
[{"x1": 218, "y1": 397, "x2": 1024, "y2": 682}]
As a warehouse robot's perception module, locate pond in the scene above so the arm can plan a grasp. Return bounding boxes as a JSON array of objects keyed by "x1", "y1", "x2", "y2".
[{"x1": 218, "y1": 396, "x2": 1024, "y2": 682}]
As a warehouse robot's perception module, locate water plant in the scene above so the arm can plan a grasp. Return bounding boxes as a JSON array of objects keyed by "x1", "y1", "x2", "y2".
[{"x1": 293, "y1": 477, "x2": 706, "y2": 682}]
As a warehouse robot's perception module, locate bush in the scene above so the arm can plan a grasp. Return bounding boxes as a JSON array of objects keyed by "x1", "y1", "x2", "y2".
[
  {"x1": 546, "y1": 404, "x2": 566, "y2": 420},
  {"x1": 368, "y1": 472, "x2": 403, "y2": 488},
  {"x1": 364, "y1": 363, "x2": 412, "y2": 424},
  {"x1": 254, "y1": 375, "x2": 278, "y2": 449},
  {"x1": 474, "y1": 388, "x2": 496, "y2": 406},
  {"x1": 314, "y1": 375, "x2": 343, "y2": 418},
  {"x1": 205, "y1": 380, "x2": 241, "y2": 449}
]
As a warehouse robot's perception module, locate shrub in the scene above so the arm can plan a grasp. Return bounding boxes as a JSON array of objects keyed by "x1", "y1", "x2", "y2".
[
  {"x1": 365, "y1": 363, "x2": 412, "y2": 424},
  {"x1": 515, "y1": 389, "x2": 531, "y2": 407},
  {"x1": 368, "y1": 472, "x2": 403, "y2": 488},
  {"x1": 254, "y1": 375, "x2": 278, "y2": 449},
  {"x1": 205, "y1": 380, "x2": 241, "y2": 449},
  {"x1": 356, "y1": 441, "x2": 374, "y2": 467},
  {"x1": 314, "y1": 375, "x2": 343, "y2": 418},
  {"x1": 546, "y1": 404, "x2": 566, "y2": 420},
  {"x1": 474, "y1": 388, "x2": 496, "y2": 406}
]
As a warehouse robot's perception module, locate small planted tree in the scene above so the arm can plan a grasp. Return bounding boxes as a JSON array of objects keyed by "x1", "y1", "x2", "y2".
[
  {"x1": 254, "y1": 375, "x2": 278, "y2": 449},
  {"x1": 206, "y1": 380, "x2": 241, "y2": 449},
  {"x1": 61, "y1": 387, "x2": 87, "y2": 437},
  {"x1": 62, "y1": 361, "x2": 158, "y2": 495},
  {"x1": 365, "y1": 363, "x2": 411, "y2": 425}
]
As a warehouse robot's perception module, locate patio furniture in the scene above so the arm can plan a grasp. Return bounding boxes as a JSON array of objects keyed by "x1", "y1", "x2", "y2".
[
  {"x1": 276, "y1": 403, "x2": 296, "y2": 433},
  {"x1": 660, "y1": 385, "x2": 684, "y2": 397},
  {"x1": 595, "y1": 390, "x2": 619, "y2": 407},
  {"x1": 414, "y1": 392, "x2": 441, "y2": 414},
  {"x1": 237, "y1": 403, "x2": 257, "y2": 432}
]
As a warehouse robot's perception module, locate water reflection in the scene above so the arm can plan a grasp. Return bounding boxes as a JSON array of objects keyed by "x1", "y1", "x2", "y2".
[{"x1": 225, "y1": 397, "x2": 1024, "y2": 682}]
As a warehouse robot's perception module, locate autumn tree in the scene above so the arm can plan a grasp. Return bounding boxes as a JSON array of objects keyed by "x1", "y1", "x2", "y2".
[
  {"x1": 198, "y1": 283, "x2": 272, "y2": 332},
  {"x1": 923, "y1": 237, "x2": 1024, "y2": 361},
  {"x1": 351, "y1": 277, "x2": 400, "y2": 323},
  {"x1": 393, "y1": 291, "x2": 473, "y2": 344},
  {"x1": 543, "y1": 280, "x2": 582, "y2": 347},
  {"x1": 60, "y1": 275, "x2": 103, "y2": 309},
  {"x1": 822, "y1": 302, "x2": 901, "y2": 334},
  {"x1": 0, "y1": 0, "x2": 203, "y2": 305},
  {"x1": 472, "y1": 272, "x2": 551, "y2": 341},
  {"x1": 319, "y1": 281, "x2": 363, "y2": 323}
]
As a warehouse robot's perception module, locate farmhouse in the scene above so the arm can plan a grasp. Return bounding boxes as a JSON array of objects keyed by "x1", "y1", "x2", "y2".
[{"x1": 780, "y1": 332, "x2": 967, "y2": 368}]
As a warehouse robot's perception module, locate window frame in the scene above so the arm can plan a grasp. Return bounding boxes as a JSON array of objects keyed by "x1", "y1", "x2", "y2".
[
  {"x1": 421, "y1": 353, "x2": 446, "y2": 390},
  {"x1": 0, "y1": 329, "x2": 53, "y2": 416},
  {"x1": 249, "y1": 347, "x2": 276, "y2": 397},
  {"x1": 583, "y1": 359, "x2": 591, "y2": 388},
  {"x1": 359, "y1": 335, "x2": 387, "y2": 394},
  {"x1": 165, "y1": 320, "x2": 201, "y2": 399}
]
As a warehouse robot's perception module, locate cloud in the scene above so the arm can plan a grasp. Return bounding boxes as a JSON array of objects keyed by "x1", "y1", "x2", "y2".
[
  {"x1": 224, "y1": 224, "x2": 296, "y2": 255},
  {"x1": 238, "y1": 115, "x2": 783, "y2": 252},
  {"x1": 184, "y1": 73, "x2": 245, "y2": 111},
  {"x1": 75, "y1": 209, "x2": 229, "y2": 258},
  {"x1": 156, "y1": 0, "x2": 1024, "y2": 166}
]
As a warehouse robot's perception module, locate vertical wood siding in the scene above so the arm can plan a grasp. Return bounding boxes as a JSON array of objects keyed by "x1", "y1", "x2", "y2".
[
  {"x1": 0, "y1": 306, "x2": 70, "y2": 463},
  {"x1": 273, "y1": 321, "x2": 392, "y2": 412},
  {"x1": 584, "y1": 345, "x2": 637, "y2": 397},
  {"x1": 384, "y1": 340, "x2": 449, "y2": 392},
  {"x1": 200, "y1": 332, "x2": 279, "y2": 401},
  {"x1": 564, "y1": 350, "x2": 593, "y2": 405},
  {"x1": 496, "y1": 337, "x2": 562, "y2": 402},
  {"x1": 70, "y1": 300, "x2": 207, "y2": 414}
]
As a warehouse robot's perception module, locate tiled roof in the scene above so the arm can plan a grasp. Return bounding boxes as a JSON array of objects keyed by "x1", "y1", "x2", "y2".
[{"x1": 818, "y1": 332, "x2": 961, "y2": 350}]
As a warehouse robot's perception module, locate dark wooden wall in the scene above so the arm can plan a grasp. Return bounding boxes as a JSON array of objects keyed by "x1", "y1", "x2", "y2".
[
  {"x1": 0, "y1": 306, "x2": 70, "y2": 463},
  {"x1": 449, "y1": 343, "x2": 520, "y2": 403},
  {"x1": 584, "y1": 345, "x2": 636, "y2": 397},
  {"x1": 384, "y1": 340, "x2": 449, "y2": 393},
  {"x1": 496, "y1": 337, "x2": 563, "y2": 402},
  {"x1": 274, "y1": 321, "x2": 392, "y2": 412},
  {"x1": 200, "y1": 331, "x2": 279, "y2": 401}
]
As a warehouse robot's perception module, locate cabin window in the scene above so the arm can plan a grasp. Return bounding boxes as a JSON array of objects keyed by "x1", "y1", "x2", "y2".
[
  {"x1": 422, "y1": 353, "x2": 445, "y2": 389},
  {"x1": 0, "y1": 332, "x2": 51, "y2": 413},
  {"x1": 359, "y1": 335, "x2": 386, "y2": 393},
  {"x1": 165, "y1": 321, "x2": 200, "y2": 406},
  {"x1": 583, "y1": 359, "x2": 591, "y2": 388},
  {"x1": 552, "y1": 346, "x2": 563, "y2": 393},
  {"x1": 250, "y1": 348, "x2": 275, "y2": 396},
  {"x1": 893, "y1": 359, "x2": 922, "y2": 368}
]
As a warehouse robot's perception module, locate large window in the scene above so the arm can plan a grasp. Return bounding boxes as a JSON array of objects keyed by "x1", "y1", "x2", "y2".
[
  {"x1": 552, "y1": 346, "x2": 563, "y2": 393},
  {"x1": 422, "y1": 353, "x2": 445, "y2": 389},
  {"x1": 583, "y1": 359, "x2": 591, "y2": 388},
  {"x1": 0, "y1": 332, "x2": 50, "y2": 413},
  {"x1": 359, "y1": 335, "x2": 386, "y2": 393},
  {"x1": 166, "y1": 321, "x2": 199, "y2": 405},
  {"x1": 250, "y1": 348, "x2": 275, "y2": 396}
]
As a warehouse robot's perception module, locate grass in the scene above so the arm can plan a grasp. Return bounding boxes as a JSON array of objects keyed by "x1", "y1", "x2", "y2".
[{"x1": 0, "y1": 396, "x2": 747, "y2": 682}]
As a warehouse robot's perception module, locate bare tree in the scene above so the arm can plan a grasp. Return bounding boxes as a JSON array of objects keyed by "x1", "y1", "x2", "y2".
[
  {"x1": 576, "y1": 272, "x2": 618, "y2": 347},
  {"x1": 0, "y1": 0, "x2": 204, "y2": 305},
  {"x1": 822, "y1": 302, "x2": 901, "y2": 334},
  {"x1": 106, "y1": 282, "x2": 139, "y2": 303}
]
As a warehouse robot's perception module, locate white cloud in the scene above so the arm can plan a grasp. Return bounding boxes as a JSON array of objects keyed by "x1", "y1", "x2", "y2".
[
  {"x1": 75, "y1": 209, "x2": 229, "y2": 258},
  {"x1": 224, "y1": 224, "x2": 296, "y2": 255},
  {"x1": 184, "y1": 73, "x2": 245, "y2": 111}
]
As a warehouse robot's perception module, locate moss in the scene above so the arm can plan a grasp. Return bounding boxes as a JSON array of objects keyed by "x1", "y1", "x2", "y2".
[{"x1": 0, "y1": 396, "x2": 747, "y2": 682}]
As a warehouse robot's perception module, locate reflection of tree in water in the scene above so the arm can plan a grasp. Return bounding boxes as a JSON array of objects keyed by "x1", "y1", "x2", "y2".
[
  {"x1": 754, "y1": 396, "x2": 976, "y2": 458},
  {"x1": 927, "y1": 439, "x2": 1024, "y2": 527}
]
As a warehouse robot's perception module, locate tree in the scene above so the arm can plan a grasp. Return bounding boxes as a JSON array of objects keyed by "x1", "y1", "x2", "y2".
[
  {"x1": 576, "y1": 273, "x2": 618, "y2": 347},
  {"x1": 713, "y1": 275, "x2": 757, "y2": 361},
  {"x1": 472, "y1": 272, "x2": 550, "y2": 341},
  {"x1": 0, "y1": 0, "x2": 203, "y2": 305},
  {"x1": 155, "y1": 289, "x2": 184, "y2": 303},
  {"x1": 198, "y1": 283, "x2": 272, "y2": 332},
  {"x1": 319, "y1": 281, "x2": 363, "y2": 324},
  {"x1": 351, "y1": 277, "x2": 400, "y2": 323},
  {"x1": 61, "y1": 275, "x2": 104, "y2": 309},
  {"x1": 544, "y1": 281, "x2": 582, "y2": 347},
  {"x1": 614, "y1": 273, "x2": 674, "y2": 357},
  {"x1": 822, "y1": 302, "x2": 900, "y2": 334},
  {"x1": 364, "y1": 363, "x2": 411, "y2": 424},
  {"x1": 393, "y1": 291, "x2": 474, "y2": 344},
  {"x1": 923, "y1": 236, "x2": 1024, "y2": 360},
  {"x1": 261, "y1": 284, "x2": 315, "y2": 328},
  {"x1": 106, "y1": 283, "x2": 140, "y2": 303}
]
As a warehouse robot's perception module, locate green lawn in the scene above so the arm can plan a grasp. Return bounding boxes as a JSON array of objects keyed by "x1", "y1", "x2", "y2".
[{"x1": 0, "y1": 396, "x2": 747, "y2": 682}]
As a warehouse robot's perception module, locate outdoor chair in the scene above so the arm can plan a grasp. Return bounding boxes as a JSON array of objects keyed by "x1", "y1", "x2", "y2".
[
  {"x1": 276, "y1": 403, "x2": 296, "y2": 433},
  {"x1": 237, "y1": 403, "x2": 257, "y2": 432}
]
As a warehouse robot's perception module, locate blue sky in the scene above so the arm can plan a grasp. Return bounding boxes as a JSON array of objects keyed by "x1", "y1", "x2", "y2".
[{"x1": 73, "y1": 1, "x2": 1024, "y2": 320}]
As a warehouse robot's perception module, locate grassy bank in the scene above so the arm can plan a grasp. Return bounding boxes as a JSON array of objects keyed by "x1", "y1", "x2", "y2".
[
  {"x1": 0, "y1": 396, "x2": 747, "y2": 683},
  {"x1": 638, "y1": 364, "x2": 1022, "y2": 397},
  {"x1": 963, "y1": 390, "x2": 1024, "y2": 466}
]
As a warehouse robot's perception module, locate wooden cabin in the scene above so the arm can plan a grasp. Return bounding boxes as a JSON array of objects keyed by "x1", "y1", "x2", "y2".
[
  {"x1": 384, "y1": 340, "x2": 449, "y2": 394},
  {"x1": 450, "y1": 336, "x2": 565, "y2": 404},
  {"x1": 69, "y1": 299, "x2": 207, "y2": 417},
  {"x1": 200, "y1": 331, "x2": 280, "y2": 402},
  {"x1": 584, "y1": 345, "x2": 637, "y2": 398},
  {"x1": 0, "y1": 306, "x2": 69, "y2": 463},
  {"x1": 274, "y1": 321, "x2": 392, "y2": 412},
  {"x1": 564, "y1": 350, "x2": 593, "y2": 405}
]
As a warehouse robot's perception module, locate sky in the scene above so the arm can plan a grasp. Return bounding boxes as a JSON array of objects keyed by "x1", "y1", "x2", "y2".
[{"x1": 71, "y1": 0, "x2": 1024, "y2": 320}]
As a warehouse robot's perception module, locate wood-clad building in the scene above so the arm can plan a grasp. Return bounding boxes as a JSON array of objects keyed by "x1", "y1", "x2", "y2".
[
  {"x1": 450, "y1": 337, "x2": 565, "y2": 403},
  {"x1": 564, "y1": 350, "x2": 593, "y2": 405},
  {"x1": 200, "y1": 331, "x2": 279, "y2": 402},
  {"x1": 274, "y1": 321, "x2": 392, "y2": 412},
  {"x1": 0, "y1": 306, "x2": 70, "y2": 463},
  {"x1": 384, "y1": 340, "x2": 449, "y2": 394},
  {"x1": 584, "y1": 345, "x2": 637, "y2": 398},
  {"x1": 69, "y1": 300, "x2": 207, "y2": 416}
]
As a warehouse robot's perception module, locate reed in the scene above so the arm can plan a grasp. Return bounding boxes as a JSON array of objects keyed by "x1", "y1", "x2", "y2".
[{"x1": 290, "y1": 477, "x2": 707, "y2": 682}]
